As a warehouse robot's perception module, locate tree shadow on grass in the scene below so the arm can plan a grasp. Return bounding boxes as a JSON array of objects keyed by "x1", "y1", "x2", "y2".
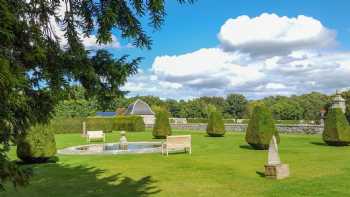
[
  {"x1": 204, "y1": 134, "x2": 224, "y2": 138},
  {"x1": 164, "y1": 151, "x2": 190, "y2": 156},
  {"x1": 310, "y1": 142, "x2": 329, "y2": 146},
  {"x1": 3, "y1": 163, "x2": 161, "y2": 197}
]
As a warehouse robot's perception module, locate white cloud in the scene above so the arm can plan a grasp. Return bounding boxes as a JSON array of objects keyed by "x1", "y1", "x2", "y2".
[
  {"x1": 152, "y1": 48, "x2": 262, "y2": 89},
  {"x1": 124, "y1": 48, "x2": 350, "y2": 99},
  {"x1": 82, "y1": 35, "x2": 121, "y2": 49},
  {"x1": 218, "y1": 13, "x2": 336, "y2": 57},
  {"x1": 121, "y1": 13, "x2": 350, "y2": 100}
]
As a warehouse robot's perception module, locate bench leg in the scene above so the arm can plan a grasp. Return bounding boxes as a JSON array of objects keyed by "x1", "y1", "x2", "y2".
[{"x1": 189, "y1": 147, "x2": 192, "y2": 155}]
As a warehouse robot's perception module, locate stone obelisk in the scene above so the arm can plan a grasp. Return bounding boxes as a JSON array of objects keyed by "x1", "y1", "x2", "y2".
[
  {"x1": 264, "y1": 135, "x2": 290, "y2": 179},
  {"x1": 267, "y1": 136, "x2": 281, "y2": 165}
]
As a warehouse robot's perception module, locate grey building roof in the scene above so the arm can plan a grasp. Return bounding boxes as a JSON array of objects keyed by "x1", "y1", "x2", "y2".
[
  {"x1": 126, "y1": 99, "x2": 155, "y2": 115},
  {"x1": 96, "y1": 111, "x2": 117, "y2": 116}
]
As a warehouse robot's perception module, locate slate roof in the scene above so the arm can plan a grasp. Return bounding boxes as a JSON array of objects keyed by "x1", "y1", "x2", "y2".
[
  {"x1": 96, "y1": 112, "x2": 116, "y2": 116},
  {"x1": 126, "y1": 99, "x2": 155, "y2": 115}
]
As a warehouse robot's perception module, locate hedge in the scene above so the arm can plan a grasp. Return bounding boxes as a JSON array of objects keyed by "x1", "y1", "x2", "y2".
[
  {"x1": 85, "y1": 117, "x2": 115, "y2": 132},
  {"x1": 49, "y1": 117, "x2": 83, "y2": 134},
  {"x1": 50, "y1": 116, "x2": 146, "y2": 134},
  {"x1": 49, "y1": 117, "x2": 116, "y2": 134},
  {"x1": 114, "y1": 115, "x2": 145, "y2": 132},
  {"x1": 323, "y1": 108, "x2": 350, "y2": 146}
]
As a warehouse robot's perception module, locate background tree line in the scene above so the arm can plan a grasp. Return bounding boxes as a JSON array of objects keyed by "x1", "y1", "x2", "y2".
[{"x1": 55, "y1": 86, "x2": 350, "y2": 121}]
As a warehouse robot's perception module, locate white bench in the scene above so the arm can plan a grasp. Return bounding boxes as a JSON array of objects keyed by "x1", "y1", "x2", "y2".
[
  {"x1": 161, "y1": 135, "x2": 191, "y2": 156},
  {"x1": 86, "y1": 131, "x2": 105, "y2": 143}
]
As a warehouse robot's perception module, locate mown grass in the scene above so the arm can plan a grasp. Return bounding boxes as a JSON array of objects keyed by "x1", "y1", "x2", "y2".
[{"x1": 4, "y1": 130, "x2": 350, "y2": 197}]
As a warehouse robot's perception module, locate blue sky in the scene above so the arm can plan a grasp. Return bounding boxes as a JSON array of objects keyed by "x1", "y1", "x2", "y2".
[
  {"x1": 111, "y1": 0, "x2": 350, "y2": 70},
  {"x1": 80, "y1": 0, "x2": 350, "y2": 100}
]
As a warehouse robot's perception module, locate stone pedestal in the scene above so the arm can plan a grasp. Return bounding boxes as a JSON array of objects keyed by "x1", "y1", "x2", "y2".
[
  {"x1": 264, "y1": 164, "x2": 290, "y2": 180},
  {"x1": 119, "y1": 143, "x2": 128, "y2": 150},
  {"x1": 82, "y1": 121, "x2": 86, "y2": 136},
  {"x1": 119, "y1": 131, "x2": 128, "y2": 150}
]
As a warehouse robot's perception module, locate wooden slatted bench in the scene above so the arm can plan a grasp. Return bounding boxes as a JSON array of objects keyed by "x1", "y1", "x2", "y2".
[
  {"x1": 161, "y1": 135, "x2": 191, "y2": 156},
  {"x1": 86, "y1": 130, "x2": 105, "y2": 143}
]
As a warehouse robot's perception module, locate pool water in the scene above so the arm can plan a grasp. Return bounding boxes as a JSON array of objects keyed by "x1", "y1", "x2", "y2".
[{"x1": 58, "y1": 142, "x2": 162, "y2": 155}]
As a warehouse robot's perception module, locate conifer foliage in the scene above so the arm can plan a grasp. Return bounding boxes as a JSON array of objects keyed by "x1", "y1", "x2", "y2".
[
  {"x1": 245, "y1": 105, "x2": 279, "y2": 150},
  {"x1": 207, "y1": 108, "x2": 225, "y2": 137},
  {"x1": 0, "y1": 0, "x2": 194, "y2": 190},
  {"x1": 153, "y1": 108, "x2": 172, "y2": 139},
  {"x1": 17, "y1": 124, "x2": 57, "y2": 163},
  {"x1": 323, "y1": 108, "x2": 350, "y2": 146}
]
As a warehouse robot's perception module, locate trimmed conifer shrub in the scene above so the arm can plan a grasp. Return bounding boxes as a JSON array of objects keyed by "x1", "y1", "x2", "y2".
[
  {"x1": 207, "y1": 109, "x2": 225, "y2": 137},
  {"x1": 245, "y1": 105, "x2": 279, "y2": 150},
  {"x1": 153, "y1": 108, "x2": 172, "y2": 139},
  {"x1": 17, "y1": 124, "x2": 57, "y2": 163},
  {"x1": 323, "y1": 108, "x2": 350, "y2": 146}
]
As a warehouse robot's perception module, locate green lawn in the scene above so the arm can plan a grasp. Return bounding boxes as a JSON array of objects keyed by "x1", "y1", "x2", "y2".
[{"x1": 4, "y1": 131, "x2": 350, "y2": 197}]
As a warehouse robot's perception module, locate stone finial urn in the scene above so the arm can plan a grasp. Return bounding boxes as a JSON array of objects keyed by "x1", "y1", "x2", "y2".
[
  {"x1": 331, "y1": 90, "x2": 346, "y2": 113},
  {"x1": 119, "y1": 131, "x2": 128, "y2": 150}
]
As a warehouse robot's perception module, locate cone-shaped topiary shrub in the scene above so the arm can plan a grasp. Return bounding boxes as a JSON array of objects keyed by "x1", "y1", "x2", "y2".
[
  {"x1": 153, "y1": 108, "x2": 172, "y2": 139},
  {"x1": 245, "y1": 105, "x2": 279, "y2": 150},
  {"x1": 207, "y1": 109, "x2": 225, "y2": 137},
  {"x1": 17, "y1": 124, "x2": 57, "y2": 163},
  {"x1": 323, "y1": 108, "x2": 350, "y2": 146}
]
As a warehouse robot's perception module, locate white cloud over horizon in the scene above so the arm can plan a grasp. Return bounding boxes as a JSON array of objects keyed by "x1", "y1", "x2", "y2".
[
  {"x1": 122, "y1": 13, "x2": 350, "y2": 100},
  {"x1": 218, "y1": 13, "x2": 337, "y2": 57}
]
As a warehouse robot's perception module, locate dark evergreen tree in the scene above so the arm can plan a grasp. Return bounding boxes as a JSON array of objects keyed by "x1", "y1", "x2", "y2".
[{"x1": 0, "y1": 0, "x2": 194, "y2": 190}]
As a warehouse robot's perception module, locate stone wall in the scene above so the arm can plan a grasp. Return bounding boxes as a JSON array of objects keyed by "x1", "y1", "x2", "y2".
[{"x1": 145, "y1": 123, "x2": 324, "y2": 134}]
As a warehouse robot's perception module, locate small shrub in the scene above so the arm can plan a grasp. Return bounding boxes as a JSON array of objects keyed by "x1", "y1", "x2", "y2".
[
  {"x1": 245, "y1": 105, "x2": 279, "y2": 150},
  {"x1": 17, "y1": 124, "x2": 57, "y2": 163},
  {"x1": 207, "y1": 110, "x2": 225, "y2": 137},
  {"x1": 114, "y1": 116, "x2": 145, "y2": 132},
  {"x1": 153, "y1": 108, "x2": 172, "y2": 139},
  {"x1": 323, "y1": 108, "x2": 350, "y2": 146}
]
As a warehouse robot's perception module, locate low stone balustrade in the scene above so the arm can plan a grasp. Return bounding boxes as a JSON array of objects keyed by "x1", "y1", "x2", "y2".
[{"x1": 145, "y1": 123, "x2": 324, "y2": 134}]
